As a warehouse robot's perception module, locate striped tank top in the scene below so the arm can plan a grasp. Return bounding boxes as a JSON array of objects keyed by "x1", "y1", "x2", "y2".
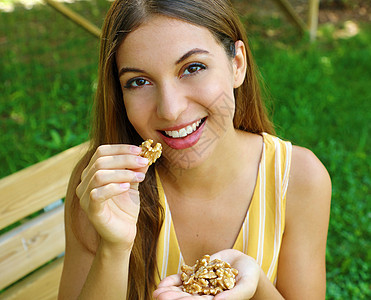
[{"x1": 155, "y1": 133, "x2": 292, "y2": 285}]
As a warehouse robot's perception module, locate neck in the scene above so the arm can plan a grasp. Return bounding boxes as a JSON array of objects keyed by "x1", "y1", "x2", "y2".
[{"x1": 157, "y1": 129, "x2": 255, "y2": 201}]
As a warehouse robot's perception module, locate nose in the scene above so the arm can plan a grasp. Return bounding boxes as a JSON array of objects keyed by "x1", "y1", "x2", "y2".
[{"x1": 156, "y1": 82, "x2": 188, "y2": 121}]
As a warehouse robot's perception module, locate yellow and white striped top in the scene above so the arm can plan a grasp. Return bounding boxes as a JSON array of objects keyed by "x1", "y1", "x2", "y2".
[{"x1": 155, "y1": 133, "x2": 292, "y2": 285}]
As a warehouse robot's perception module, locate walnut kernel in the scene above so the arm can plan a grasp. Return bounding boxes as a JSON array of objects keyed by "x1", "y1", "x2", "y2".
[
  {"x1": 181, "y1": 255, "x2": 238, "y2": 295},
  {"x1": 139, "y1": 139, "x2": 162, "y2": 165}
]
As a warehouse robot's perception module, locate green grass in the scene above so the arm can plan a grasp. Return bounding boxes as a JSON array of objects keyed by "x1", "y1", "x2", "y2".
[
  {"x1": 0, "y1": 0, "x2": 110, "y2": 176},
  {"x1": 247, "y1": 15, "x2": 371, "y2": 299},
  {"x1": 0, "y1": 1, "x2": 370, "y2": 298}
]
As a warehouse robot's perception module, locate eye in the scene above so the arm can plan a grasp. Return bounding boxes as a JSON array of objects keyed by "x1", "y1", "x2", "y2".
[
  {"x1": 182, "y1": 63, "x2": 206, "y2": 77},
  {"x1": 124, "y1": 78, "x2": 151, "y2": 89}
]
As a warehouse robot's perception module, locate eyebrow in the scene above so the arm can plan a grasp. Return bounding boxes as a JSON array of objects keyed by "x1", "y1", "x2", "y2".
[
  {"x1": 118, "y1": 67, "x2": 145, "y2": 78},
  {"x1": 175, "y1": 48, "x2": 210, "y2": 65},
  {"x1": 118, "y1": 48, "x2": 210, "y2": 78}
]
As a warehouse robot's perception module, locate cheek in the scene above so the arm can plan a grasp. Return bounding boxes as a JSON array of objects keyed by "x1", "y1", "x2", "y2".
[
  {"x1": 123, "y1": 96, "x2": 154, "y2": 135},
  {"x1": 190, "y1": 73, "x2": 235, "y2": 114}
]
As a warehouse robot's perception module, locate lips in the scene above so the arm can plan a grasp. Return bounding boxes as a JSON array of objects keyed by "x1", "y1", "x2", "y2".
[
  {"x1": 163, "y1": 118, "x2": 204, "y2": 138},
  {"x1": 158, "y1": 117, "x2": 207, "y2": 150}
]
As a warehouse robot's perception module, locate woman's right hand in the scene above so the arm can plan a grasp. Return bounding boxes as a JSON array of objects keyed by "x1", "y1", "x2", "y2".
[{"x1": 76, "y1": 144, "x2": 149, "y2": 251}]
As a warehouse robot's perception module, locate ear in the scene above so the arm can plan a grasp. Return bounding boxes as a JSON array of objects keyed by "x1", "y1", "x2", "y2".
[{"x1": 232, "y1": 40, "x2": 247, "y2": 89}]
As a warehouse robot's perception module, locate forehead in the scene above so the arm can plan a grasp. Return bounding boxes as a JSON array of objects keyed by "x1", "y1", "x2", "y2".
[{"x1": 116, "y1": 15, "x2": 222, "y2": 66}]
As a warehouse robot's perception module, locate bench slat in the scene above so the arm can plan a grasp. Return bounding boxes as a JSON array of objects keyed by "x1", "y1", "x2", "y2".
[
  {"x1": 0, "y1": 257, "x2": 64, "y2": 300},
  {"x1": 0, "y1": 206, "x2": 64, "y2": 290},
  {"x1": 0, "y1": 142, "x2": 88, "y2": 230}
]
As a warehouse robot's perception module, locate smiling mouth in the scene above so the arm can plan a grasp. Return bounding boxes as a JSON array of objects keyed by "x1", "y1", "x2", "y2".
[{"x1": 161, "y1": 117, "x2": 207, "y2": 138}]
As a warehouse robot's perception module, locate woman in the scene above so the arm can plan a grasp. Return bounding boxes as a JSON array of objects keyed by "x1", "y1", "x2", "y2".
[{"x1": 58, "y1": 0, "x2": 331, "y2": 299}]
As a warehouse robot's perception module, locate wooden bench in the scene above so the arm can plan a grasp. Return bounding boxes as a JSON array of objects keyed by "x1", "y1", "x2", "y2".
[{"x1": 0, "y1": 143, "x2": 88, "y2": 300}]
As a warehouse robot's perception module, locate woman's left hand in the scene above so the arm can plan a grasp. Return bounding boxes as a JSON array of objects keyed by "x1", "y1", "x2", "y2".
[{"x1": 153, "y1": 249, "x2": 261, "y2": 300}]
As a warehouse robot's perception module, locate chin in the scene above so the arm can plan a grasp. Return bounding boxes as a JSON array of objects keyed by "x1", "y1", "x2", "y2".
[{"x1": 160, "y1": 140, "x2": 215, "y2": 172}]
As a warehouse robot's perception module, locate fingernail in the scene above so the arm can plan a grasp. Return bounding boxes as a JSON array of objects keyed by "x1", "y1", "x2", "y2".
[
  {"x1": 137, "y1": 156, "x2": 149, "y2": 166},
  {"x1": 135, "y1": 172, "x2": 145, "y2": 181},
  {"x1": 131, "y1": 146, "x2": 142, "y2": 154},
  {"x1": 120, "y1": 183, "x2": 130, "y2": 190}
]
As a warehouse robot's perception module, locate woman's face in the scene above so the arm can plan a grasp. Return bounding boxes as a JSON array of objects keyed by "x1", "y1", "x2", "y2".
[{"x1": 116, "y1": 15, "x2": 245, "y2": 169}]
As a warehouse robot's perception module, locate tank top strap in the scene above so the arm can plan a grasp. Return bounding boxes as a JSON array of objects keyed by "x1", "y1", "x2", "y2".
[{"x1": 233, "y1": 133, "x2": 292, "y2": 283}]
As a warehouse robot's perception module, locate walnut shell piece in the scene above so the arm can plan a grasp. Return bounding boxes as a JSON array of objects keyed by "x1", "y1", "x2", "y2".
[
  {"x1": 139, "y1": 139, "x2": 162, "y2": 165},
  {"x1": 181, "y1": 255, "x2": 238, "y2": 295}
]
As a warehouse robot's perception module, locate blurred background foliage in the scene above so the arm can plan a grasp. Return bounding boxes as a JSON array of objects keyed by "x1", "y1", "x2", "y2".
[{"x1": 0, "y1": 0, "x2": 370, "y2": 298}]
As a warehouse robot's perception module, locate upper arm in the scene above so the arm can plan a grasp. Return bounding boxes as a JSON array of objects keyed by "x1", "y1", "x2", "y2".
[
  {"x1": 58, "y1": 157, "x2": 98, "y2": 300},
  {"x1": 276, "y1": 146, "x2": 331, "y2": 299}
]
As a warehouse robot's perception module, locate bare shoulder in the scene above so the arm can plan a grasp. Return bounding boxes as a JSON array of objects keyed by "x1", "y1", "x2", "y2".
[
  {"x1": 276, "y1": 145, "x2": 331, "y2": 298},
  {"x1": 287, "y1": 145, "x2": 331, "y2": 214}
]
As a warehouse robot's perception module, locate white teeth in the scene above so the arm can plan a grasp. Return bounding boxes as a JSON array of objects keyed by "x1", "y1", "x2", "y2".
[
  {"x1": 186, "y1": 125, "x2": 193, "y2": 134},
  {"x1": 179, "y1": 128, "x2": 187, "y2": 137},
  {"x1": 171, "y1": 130, "x2": 179, "y2": 138},
  {"x1": 164, "y1": 118, "x2": 203, "y2": 138}
]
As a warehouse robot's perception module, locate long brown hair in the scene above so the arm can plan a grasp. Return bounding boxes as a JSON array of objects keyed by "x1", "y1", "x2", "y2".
[{"x1": 72, "y1": 0, "x2": 274, "y2": 298}]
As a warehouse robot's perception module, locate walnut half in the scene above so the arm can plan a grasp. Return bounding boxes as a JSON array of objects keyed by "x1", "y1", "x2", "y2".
[
  {"x1": 181, "y1": 255, "x2": 238, "y2": 295},
  {"x1": 139, "y1": 139, "x2": 162, "y2": 165}
]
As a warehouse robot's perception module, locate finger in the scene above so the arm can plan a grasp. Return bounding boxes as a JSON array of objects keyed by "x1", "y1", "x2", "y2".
[
  {"x1": 77, "y1": 169, "x2": 144, "y2": 200},
  {"x1": 91, "y1": 169, "x2": 145, "y2": 188},
  {"x1": 80, "y1": 187, "x2": 140, "y2": 220},
  {"x1": 98, "y1": 154, "x2": 149, "y2": 170},
  {"x1": 213, "y1": 279, "x2": 256, "y2": 300},
  {"x1": 82, "y1": 144, "x2": 143, "y2": 179},
  {"x1": 89, "y1": 182, "x2": 131, "y2": 204},
  {"x1": 153, "y1": 286, "x2": 183, "y2": 299},
  {"x1": 82, "y1": 154, "x2": 149, "y2": 182},
  {"x1": 157, "y1": 274, "x2": 182, "y2": 288}
]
